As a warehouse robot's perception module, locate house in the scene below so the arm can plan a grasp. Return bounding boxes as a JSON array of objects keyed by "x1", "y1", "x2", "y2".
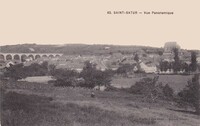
[
  {"x1": 5, "y1": 61, "x2": 15, "y2": 68},
  {"x1": 197, "y1": 57, "x2": 200, "y2": 63},
  {"x1": 139, "y1": 62, "x2": 157, "y2": 73}
]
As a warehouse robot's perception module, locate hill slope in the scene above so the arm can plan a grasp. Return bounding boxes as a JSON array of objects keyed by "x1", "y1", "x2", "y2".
[{"x1": 0, "y1": 44, "x2": 163, "y2": 55}]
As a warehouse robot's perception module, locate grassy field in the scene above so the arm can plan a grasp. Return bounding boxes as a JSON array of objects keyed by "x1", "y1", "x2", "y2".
[
  {"x1": 1, "y1": 80, "x2": 200, "y2": 126},
  {"x1": 19, "y1": 74, "x2": 194, "y2": 94},
  {"x1": 19, "y1": 76, "x2": 54, "y2": 84},
  {"x1": 111, "y1": 74, "x2": 194, "y2": 93}
]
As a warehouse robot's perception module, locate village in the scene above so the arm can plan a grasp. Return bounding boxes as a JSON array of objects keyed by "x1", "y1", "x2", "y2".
[{"x1": 0, "y1": 42, "x2": 200, "y2": 74}]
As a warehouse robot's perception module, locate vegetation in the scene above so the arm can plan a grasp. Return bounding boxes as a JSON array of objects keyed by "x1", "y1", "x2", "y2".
[
  {"x1": 116, "y1": 63, "x2": 135, "y2": 77},
  {"x1": 134, "y1": 53, "x2": 139, "y2": 62},
  {"x1": 159, "y1": 50, "x2": 198, "y2": 74},
  {"x1": 130, "y1": 76, "x2": 174, "y2": 102},
  {"x1": 23, "y1": 61, "x2": 49, "y2": 76},
  {"x1": 4, "y1": 63, "x2": 26, "y2": 80},
  {"x1": 160, "y1": 61, "x2": 172, "y2": 72},
  {"x1": 1, "y1": 82, "x2": 157, "y2": 126},
  {"x1": 177, "y1": 74, "x2": 200, "y2": 115},
  {"x1": 173, "y1": 48, "x2": 181, "y2": 73},
  {"x1": 190, "y1": 51, "x2": 197, "y2": 72},
  {"x1": 51, "y1": 69, "x2": 79, "y2": 87},
  {"x1": 80, "y1": 61, "x2": 112, "y2": 88},
  {"x1": 4, "y1": 61, "x2": 49, "y2": 80},
  {"x1": 1, "y1": 77, "x2": 200, "y2": 126},
  {"x1": 50, "y1": 61, "x2": 113, "y2": 89}
]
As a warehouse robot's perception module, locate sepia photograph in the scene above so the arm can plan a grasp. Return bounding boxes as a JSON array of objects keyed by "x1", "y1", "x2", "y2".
[{"x1": 0, "y1": 0, "x2": 200, "y2": 126}]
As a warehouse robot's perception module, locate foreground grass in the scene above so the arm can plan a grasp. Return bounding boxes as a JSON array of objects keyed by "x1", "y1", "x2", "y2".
[
  {"x1": 1, "y1": 91, "x2": 156, "y2": 126},
  {"x1": 1, "y1": 80, "x2": 200, "y2": 126}
]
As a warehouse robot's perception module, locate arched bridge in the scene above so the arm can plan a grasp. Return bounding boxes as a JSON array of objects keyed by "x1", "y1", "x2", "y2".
[{"x1": 0, "y1": 53, "x2": 63, "y2": 62}]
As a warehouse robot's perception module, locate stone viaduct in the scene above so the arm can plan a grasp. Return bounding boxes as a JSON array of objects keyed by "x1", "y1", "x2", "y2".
[{"x1": 0, "y1": 52, "x2": 63, "y2": 62}]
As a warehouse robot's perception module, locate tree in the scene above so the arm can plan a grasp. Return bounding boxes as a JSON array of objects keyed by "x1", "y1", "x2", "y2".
[
  {"x1": 178, "y1": 74, "x2": 200, "y2": 115},
  {"x1": 4, "y1": 63, "x2": 27, "y2": 80},
  {"x1": 173, "y1": 48, "x2": 180, "y2": 73},
  {"x1": 183, "y1": 62, "x2": 189, "y2": 73},
  {"x1": 52, "y1": 69, "x2": 79, "y2": 87},
  {"x1": 80, "y1": 61, "x2": 112, "y2": 88},
  {"x1": 134, "y1": 53, "x2": 139, "y2": 62},
  {"x1": 190, "y1": 51, "x2": 197, "y2": 72},
  {"x1": 116, "y1": 63, "x2": 135, "y2": 77},
  {"x1": 23, "y1": 62, "x2": 48, "y2": 76},
  {"x1": 48, "y1": 64, "x2": 56, "y2": 75},
  {"x1": 158, "y1": 50, "x2": 163, "y2": 56},
  {"x1": 163, "y1": 84, "x2": 174, "y2": 100},
  {"x1": 160, "y1": 61, "x2": 169, "y2": 72}
]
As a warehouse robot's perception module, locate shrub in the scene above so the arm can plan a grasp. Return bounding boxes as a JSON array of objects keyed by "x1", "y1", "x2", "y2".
[
  {"x1": 130, "y1": 76, "x2": 174, "y2": 101},
  {"x1": 163, "y1": 84, "x2": 174, "y2": 100}
]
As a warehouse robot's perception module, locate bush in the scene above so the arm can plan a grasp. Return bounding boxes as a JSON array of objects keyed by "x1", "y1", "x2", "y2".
[
  {"x1": 163, "y1": 84, "x2": 174, "y2": 100},
  {"x1": 130, "y1": 76, "x2": 174, "y2": 101}
]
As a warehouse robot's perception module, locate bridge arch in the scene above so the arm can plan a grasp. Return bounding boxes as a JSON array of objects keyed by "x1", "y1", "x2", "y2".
[
  {"x1": 55, "y1": 54, "x2": 60, "y2": 57},
  {"x1": 21, "y1": 55, "x2": 28, "y2": 62},
  {"x1": 14, "y1": 54, "x2": 20, "y2": 60},
  {"x1": 35, "y1": 55, "x2": 41, "y2": 59},
  {"x1": 42, "y1": 55, "x2": 47, "y2": 58},
  {"x1": 28, "y1": 54, "x2": 34, "y2": 60},
  {"x1": 49, "y1": 54, "x2": 54, "y2": 58},
  {"x1": 6, "y1": 54, "x2": 12, "y2": 60},
  {"x1": 0, "y1": 54, "x2": 5, "y2": 60}
]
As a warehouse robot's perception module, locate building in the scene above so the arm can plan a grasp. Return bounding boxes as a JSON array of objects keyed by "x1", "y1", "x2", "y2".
[
  {"x1": 164, "y1": 42, "x2": 180, "y2": 53},
  {"x1": 162, "y1": 42, "x2": 181, "y2": 62}
]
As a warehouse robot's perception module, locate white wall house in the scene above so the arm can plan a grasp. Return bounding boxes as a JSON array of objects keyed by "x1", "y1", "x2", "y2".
[{"x1": 139, "y1": 62, "x2": 157, "y2": 73}]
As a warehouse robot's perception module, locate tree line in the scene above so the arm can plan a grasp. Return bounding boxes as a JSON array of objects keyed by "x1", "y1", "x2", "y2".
[
  {"x1": 159, "y1": 49, "x2": 198, "y2": 73},
  {"x1": 2, "y1": 61, "x2": 113, "y2": 89}
]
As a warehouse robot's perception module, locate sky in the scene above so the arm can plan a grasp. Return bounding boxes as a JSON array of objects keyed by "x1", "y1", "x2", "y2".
[{"x1": 0, "y1": 0, "x2": 200, "y2": 50}]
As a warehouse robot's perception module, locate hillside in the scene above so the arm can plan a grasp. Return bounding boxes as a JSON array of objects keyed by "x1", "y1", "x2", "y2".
[
  {"x1": 1, "y1": 80, "x2": 200, "y2": 126},
  {"x1": 0, "y1": 44, "x2": 163, "y2": 55}
]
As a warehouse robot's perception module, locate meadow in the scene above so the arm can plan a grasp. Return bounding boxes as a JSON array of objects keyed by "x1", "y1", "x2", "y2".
[
  {"x1": 1, "y1": 78, "x2": 200, "y2": 126},
  {"x1": 112, "y1": 74, "x2": 194, "y2": 93},
  {"x1": 19, "y1": 74, "x2": 194, "y2": 93}
]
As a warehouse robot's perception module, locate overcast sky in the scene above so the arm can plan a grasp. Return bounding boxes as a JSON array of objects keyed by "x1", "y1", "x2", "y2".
[{"x1": 0, "y1": 0, "x2": 200, "y2": 50}]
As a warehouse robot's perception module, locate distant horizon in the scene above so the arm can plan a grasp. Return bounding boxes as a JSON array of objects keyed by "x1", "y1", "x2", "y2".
[{"x1": 0, "y1": 42, "x2": 199, "y2": 50}]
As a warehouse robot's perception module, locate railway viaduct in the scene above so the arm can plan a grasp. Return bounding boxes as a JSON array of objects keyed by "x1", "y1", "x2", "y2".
[{"x1": 0, "y1": 52, "x2": 63, "y2": 62}]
